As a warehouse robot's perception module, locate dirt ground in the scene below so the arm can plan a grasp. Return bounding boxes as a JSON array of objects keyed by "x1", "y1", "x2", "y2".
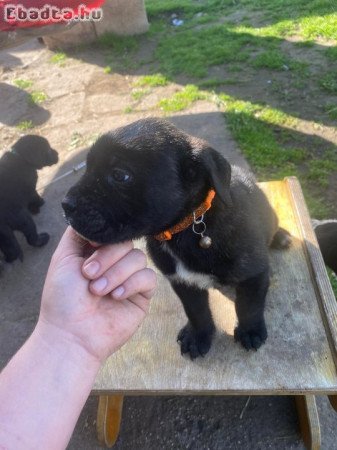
[{"x1": 1, "y1": 39, "x2": 337, "y2": 450}]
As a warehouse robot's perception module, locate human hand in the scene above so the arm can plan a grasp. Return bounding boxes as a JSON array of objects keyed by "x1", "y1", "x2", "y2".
[{"x1": 37, "y1": 227, "x2": 157, "y2": 364}]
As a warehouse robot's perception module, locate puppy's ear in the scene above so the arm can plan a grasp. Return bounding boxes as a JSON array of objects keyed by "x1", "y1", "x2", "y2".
[{"x1": 201, "y1": 148, "x2": 232, "y2": 207}]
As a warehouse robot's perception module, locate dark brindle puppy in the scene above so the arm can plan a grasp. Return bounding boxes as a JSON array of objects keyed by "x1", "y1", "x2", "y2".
[
  {"x1": 62, "y1": 118, "x2": 290, "y2": 359},
  {"x1": 0, "y1": 135, "x2": 58, "y2": 263}
]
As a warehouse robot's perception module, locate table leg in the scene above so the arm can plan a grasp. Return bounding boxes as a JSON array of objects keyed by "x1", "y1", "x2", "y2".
[
  {"x1": 328, "y1": 395, "x2": 337, "y2": 412},
  {"x1": 97, "y1": 394, "x2": 124, "y2": 448},
  {"x1": 295, "y1": 395, "x2": 321, "y2": 450}
]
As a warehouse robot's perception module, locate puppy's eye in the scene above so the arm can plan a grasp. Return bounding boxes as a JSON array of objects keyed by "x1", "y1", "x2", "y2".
[{"x1": 107, "y1": 168, "x2": 132, "y2": 184}]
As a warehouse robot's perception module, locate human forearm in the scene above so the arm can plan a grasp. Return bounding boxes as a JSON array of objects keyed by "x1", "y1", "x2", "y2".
[{"x1": 0, "y1": 321, "x2": 101, "y2": 450}]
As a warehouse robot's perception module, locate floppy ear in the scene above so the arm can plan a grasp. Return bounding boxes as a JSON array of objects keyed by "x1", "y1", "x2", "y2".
[{"x1": 201, "y1": 147, "x2": 232, "y2": 207}]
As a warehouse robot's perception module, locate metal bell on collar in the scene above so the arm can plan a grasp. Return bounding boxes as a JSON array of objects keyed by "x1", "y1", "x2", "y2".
[{"x1": 192, "y1": 213, "x2": 212, "y2": 249}]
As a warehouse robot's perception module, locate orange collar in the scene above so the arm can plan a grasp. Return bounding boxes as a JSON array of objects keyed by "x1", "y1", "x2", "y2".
[{"x1": 154, "y1": 189, "x2": 216, "y2": 241}]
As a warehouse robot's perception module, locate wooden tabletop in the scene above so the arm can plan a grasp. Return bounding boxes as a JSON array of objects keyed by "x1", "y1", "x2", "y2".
[{"x1": 94, "y1": 177, "x2": 337, "y2": 395}]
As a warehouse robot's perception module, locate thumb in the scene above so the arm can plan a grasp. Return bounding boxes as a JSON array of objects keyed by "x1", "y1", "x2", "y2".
[{"x1": 53, "y1": 226, "x2": 88, "y2": 261}]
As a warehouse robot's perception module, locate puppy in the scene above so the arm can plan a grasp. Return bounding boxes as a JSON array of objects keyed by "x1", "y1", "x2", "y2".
[
  {"x1": 62, "y1": 118, "x2": 290, "y2": 359},
  {"x1": 313, "y1": 220, "x2": 337, "y2": 274},
  {"x1": 0, "y1": 135, "x2": 58, "y2": 263}
]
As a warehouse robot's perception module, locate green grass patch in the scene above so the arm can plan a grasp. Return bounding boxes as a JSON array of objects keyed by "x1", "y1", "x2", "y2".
[
  {"x1": 16, "y1": 120, "x2": 34, "y2": 130},
  {"x1": 325, "y1": 46, "x2": 337, "y2": 61},
  {"x1": 124, "y1": 106, "x2": 134, "y2": 113},
  {"x1": 306, "y1": 152, "x2": 337, "y2": 187},
  {"x1": 97, "y1": 33, "x2": 139, "y2": 54},
  {"x1": 50, "y1": 52, "x2": 67, "y2": 65},
  {"x1": 145, "y1": 0, "x2": 229, "y2": 17},
  {"x1": 156, "y1": 25, "x2": 253, "y2": 77},
  {"x1": 251, "y1": 50, "x2": 308, "y2": 74},
  {"x1": 214, "y1": 93, "x2": 336, "y2": 217},
  {"x1": 131, "y1": 88, "x2": 151, "y2": 101},
  {"x1": 13, "y1": 79, "x2": 33, "y2": 90},
  {"x1": 134, "y1": 73, "x2": 169, "y2": 87},
  {"x1": 159, "y1": 84, "x2": 206, "y2": 112},
  {"x1": 28, "y1": 91, "x2": 48, "y2": 105},
  {"x1": 319, "y1": 72, "x2": 337, "y2": 94},
  {"x1": 298, "y1": 14, "x2": 337, "y2": 40},
  {"x1": 325, "y1": 104, "x2": 337, "y2": 120}
]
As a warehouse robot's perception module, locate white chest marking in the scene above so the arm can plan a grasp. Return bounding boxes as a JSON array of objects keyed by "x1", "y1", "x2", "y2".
[{"x1": 161, "y1": 242, "x2": 216, "y2": 290}]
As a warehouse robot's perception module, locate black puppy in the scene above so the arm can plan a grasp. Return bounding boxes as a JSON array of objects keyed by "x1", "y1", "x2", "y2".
[
  {"x1": 313, "y1": 220, "x2": 337, "y2": 274},
  {"x1": 62, "y1": 118, "x2": 290, "y2": 359},
  {"x1": 0, "y1": 135, "x2": 58, "y2": 263}
]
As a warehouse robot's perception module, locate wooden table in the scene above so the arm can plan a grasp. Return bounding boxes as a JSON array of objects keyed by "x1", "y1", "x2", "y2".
[{"x1": 93, "y1": 177, "x2": 337, "y2": 450}]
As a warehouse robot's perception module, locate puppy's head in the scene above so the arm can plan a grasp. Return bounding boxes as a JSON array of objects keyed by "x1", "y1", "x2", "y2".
[
  {"x1": 62, "y1": 118, "x2": 232, "y2": 244},
  {"x1": 12, "y1": 135, "x2": 58, "y2": 169}
]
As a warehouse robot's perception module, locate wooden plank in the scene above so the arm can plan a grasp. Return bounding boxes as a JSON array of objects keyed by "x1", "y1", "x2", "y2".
[
  {"x1": 97, "y1": 395, "x2": 124, "y2": 447},
  {"x1": 285, "y1": 177, "x2": 337, "y2": 366},
  {"x1": 94, "y1": 178, "x2": 337, "y2": 394},
  {"x1": 295, "y1": 395, "x2": 321, "y2": 450}
]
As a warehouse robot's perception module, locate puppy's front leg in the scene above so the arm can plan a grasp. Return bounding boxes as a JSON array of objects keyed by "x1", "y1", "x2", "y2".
[
  {"x1": 28, "y1": 192, "x2": 45, "y2": 215},
  {"x1": 234, "y1": 269, "x2": 269, "y2": 351},
  {"x1": 15, "y1": 209, "x2": 49, "y2": 247},
  {"x1": 171, "y1": 281, "x2": 215, "y2": 360}
]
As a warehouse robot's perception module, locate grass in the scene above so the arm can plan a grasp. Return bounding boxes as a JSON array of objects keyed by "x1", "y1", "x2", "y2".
[
  {"x1": 328, "y1": 268, "x2": 337, "y2": 298},
  {"x1": 215, "y1": 94, "x2": 335, "y2": 217},
  {"x1": 97, "y1": 33, "x2": 139, "y2": 54},
  {"x1": 325, "y1": 104, "x2": 337, "y2": 120},
  {"x1": 124, "y1": 106, "x2": 134, "y2": 113},
  {"x1": 28, "y1": 91, "x2": 48, "y2": 105},
  {"x1": 134, "y1": 74, "x2": 169, "y2": 87},
  {"x1": 319, "y1": 72, "x2": 337, "y2": 94},
  {"x1": 13, "y1": 79, "x2": 33, "y2": 90},
  {"x1": 131, "y1": 88, "x2": 151, "y2": 101},
  {"x1": 50, "y1": 52, "x2": 67, "y2": 65},
  {"x1": 156, "y1": 25, "x2": 253, "y2": 77},
  {"x1": 159, "y1": 84, "x2": 206, "y2": 112},
  {"x1": 16, "y1": 120, "x2": 34, "y2": 130}
]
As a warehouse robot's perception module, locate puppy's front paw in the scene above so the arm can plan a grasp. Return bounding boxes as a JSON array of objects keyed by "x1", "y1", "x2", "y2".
[
  {"x1": 234, "y1": 322, "x2": 267, "y2": 351},
  {"x1": 271, "y1": 228, "x2": 292, "y2": 249},
  {"x1": 177, "y1": 324, "x2": 213, "y2": 360},
  {"x1": 35, "y1": 233, "x2": 50, "y2": 247}
]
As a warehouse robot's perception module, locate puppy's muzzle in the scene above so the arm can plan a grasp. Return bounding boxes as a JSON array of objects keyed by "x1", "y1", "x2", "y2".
[{"x1": 62, "y1": 195, "x2": 77, "y2": 216}]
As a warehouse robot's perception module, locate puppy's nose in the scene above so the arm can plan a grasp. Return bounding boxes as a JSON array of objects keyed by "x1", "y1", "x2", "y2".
[{"x1": 62, "y1": 195, "x2": 77, "y2": 214}]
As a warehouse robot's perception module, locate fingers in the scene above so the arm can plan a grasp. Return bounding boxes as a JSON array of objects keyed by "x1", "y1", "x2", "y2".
[
  {"x1": 88, "y1": 248, "x2": 148, "y2": 296},
  {"x1": 82, "y1": 241, "x2": 134, "y2": 280},
  {"x1": 110, "y1": 268, "x2": 157, "y2": 301}
]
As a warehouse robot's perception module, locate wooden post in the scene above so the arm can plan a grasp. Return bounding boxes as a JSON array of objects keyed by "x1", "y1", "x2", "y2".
[
  {"x1": 295, "y1": 395, "x2": 321, "y2": 450},
  {"x1": 97, "y1": 394, "x2": 124, "y2": 448}
]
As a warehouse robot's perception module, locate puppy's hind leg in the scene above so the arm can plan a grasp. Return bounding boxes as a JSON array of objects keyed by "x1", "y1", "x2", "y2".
[
  {"x1": 15, "y1": 209, "x2": 49, "y2": 248},
  {"x1": 0, "y1": 226, "x2": 23, "y2": 262},
  {"x1": 171, "y1": 281, "x2": 215, "y2": 360},
  {"x1": 234, "y1": 269, "x2": 269, "y2": 351},
  {"x1": 270, "y1": 227, "x2": 292, "y2": 249}
]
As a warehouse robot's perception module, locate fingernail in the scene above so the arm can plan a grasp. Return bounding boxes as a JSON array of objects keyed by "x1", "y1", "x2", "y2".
[
  {"x1": 92, "y1": 277, "x2": 107, "y2": 293},
  {"x1": 84, "y1": 261, "x2": 100, "y2": 277},
  {"x1": 112, "y1": 286, "x2": 125, "y2": 299}
]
